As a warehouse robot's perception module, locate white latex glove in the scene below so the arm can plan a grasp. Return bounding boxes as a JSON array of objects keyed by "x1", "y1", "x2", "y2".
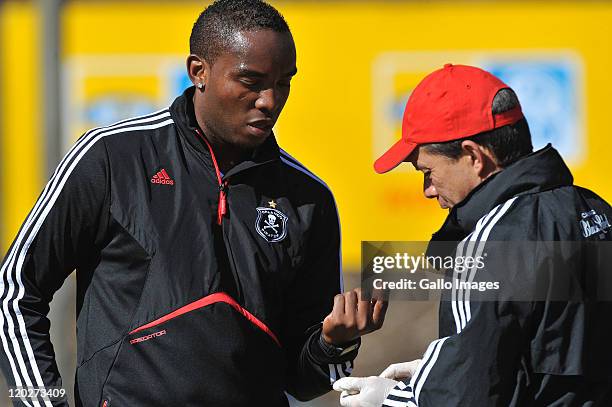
[
  {"x1": 379, "y1": 359, "x2": 422, "y2": 380},
  {"x1": 333, "y1": 376, "x2": 399, "y2": 407}
]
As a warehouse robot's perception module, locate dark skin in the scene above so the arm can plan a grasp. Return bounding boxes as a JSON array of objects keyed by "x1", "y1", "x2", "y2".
[
  {"x1": 322, "y1": 288, "x2": 388, "y2": 345},
  {"x1": 187, "y1": 29, "x2": 296, "y2": 173},
  {"x1": 187, "y1": 29, "x2": 387, "y2": 345}
]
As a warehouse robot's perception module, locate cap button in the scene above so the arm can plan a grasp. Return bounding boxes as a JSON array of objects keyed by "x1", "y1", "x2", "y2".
[{"x1": 444, "y1": 63, "x2": 453, "y2": 68}]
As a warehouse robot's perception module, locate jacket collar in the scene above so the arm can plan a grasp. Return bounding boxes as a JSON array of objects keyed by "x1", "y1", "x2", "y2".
[
  {"x1": 169, "y1": 86, "x2": 281, "y2": 178},
  {"x1": 431, "y1": 144, "x2": 574, "y2": 242}
]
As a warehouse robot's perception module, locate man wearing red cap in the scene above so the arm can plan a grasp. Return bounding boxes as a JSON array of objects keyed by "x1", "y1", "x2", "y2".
[{"x1": 333, "y1": 64, "x2": 612, "y2": 406}]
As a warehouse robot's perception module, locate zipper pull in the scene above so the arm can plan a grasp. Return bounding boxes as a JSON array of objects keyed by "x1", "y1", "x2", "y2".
[
  {"x1": 218, "y1": 181, "x2": 228, "y2": 225},
  {"x1": 195, "y1": 129, "x2": 229, "y2": 225}
]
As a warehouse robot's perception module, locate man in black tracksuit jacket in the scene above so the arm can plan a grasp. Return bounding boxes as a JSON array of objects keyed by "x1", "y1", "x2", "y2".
[
  {"x1": 0, "y1": 1, "x2": 388, "y2": 406},
  {"x1": 335, "y1": 64, "x2": 612, "y2": 406},
  {"x1": 379, "y1": 145, "x2": 612, "y2": 406}
]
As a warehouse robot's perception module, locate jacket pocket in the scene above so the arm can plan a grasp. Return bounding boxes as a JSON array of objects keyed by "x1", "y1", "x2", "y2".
[{"x1": 100, "y1": 292, "x2": 287, "y2": 407}]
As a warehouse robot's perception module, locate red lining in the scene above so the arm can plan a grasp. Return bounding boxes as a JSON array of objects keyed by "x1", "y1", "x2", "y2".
[
  {"x1": 195, "y1": 129, "x2": 227, "y2": 225},
  {"x1": 128, "y1": 292, "x2": 281, "y2": 347}
]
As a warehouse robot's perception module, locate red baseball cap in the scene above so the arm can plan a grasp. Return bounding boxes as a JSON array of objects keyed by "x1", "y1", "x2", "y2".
[{"x1": 373, "y1": 64, "x2": 524, "y2": 174}]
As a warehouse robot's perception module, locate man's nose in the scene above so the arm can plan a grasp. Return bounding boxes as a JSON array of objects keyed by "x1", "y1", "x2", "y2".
[
  {"x1": 255, "y1": 88, "x2": 276, "y2": 113},
  {"x1": 423, "y1": 178, "x2": 438, "y2": 199}
]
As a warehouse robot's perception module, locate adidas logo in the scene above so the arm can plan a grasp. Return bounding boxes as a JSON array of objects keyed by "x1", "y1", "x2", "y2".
[{"x1": 151, "y1": 168, "x2": 175, "y2": 186}]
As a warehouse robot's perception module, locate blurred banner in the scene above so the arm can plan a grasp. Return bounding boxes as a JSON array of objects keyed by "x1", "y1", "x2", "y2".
[
  {"x1": 0, "y1": 1, "x2": 43, "y2": 256},
  {"x1": 2, "y1": 1, "x2": 612, "y2": 269}
]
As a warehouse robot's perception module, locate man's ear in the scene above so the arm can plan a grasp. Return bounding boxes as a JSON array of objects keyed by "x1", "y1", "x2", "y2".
[
  {"x1": 186, "y1": 54, "x2": 210, "y2": 90},
  {"x1": 461, "y1": 140, "x2": 499, "y2": 179},
  {"x1": 461, "y1": 140, "x2": 486, "y2": 176}
]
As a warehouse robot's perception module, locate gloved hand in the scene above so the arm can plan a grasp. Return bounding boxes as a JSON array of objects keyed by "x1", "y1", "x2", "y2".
[
  {"x1": 379, "y1": 359, "x2": 422, "y2": 380},
  {"x1": 333, "y1": 376, "x2": 399, "y2": 407}
]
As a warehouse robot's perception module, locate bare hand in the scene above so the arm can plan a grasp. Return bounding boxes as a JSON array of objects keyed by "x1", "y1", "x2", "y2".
[{"x1": 322, "y1": 288, "x2": 388, "y2": 345}]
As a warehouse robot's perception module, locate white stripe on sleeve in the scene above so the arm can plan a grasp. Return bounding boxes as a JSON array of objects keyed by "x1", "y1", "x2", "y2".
[{"x1": 0, "y1": 111, "x2": 173, "y2": 405}]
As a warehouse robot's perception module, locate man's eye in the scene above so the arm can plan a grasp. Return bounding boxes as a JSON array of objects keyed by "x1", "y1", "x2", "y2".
[{"x1": 240, "y1": 78, "x2": 258, "y2": 87}]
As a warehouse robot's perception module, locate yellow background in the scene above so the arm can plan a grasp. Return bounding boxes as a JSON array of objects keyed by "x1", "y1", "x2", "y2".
[
  {"x1": 0, "y1": 1, "x2": 42, "y2": 252},
  {"x1": 2, "y1": 1, "x2": 612, "y2": 268}
]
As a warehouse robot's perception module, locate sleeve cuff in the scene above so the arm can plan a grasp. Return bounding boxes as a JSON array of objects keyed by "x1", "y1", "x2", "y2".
[{"x1": 308, "y1": 327, "x2": 360, "y2": 363}]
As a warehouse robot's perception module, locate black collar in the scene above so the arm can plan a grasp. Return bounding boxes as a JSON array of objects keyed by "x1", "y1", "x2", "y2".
[
  {"x1": 169, "y1": 86, "x2": 281, "y2": 178},
  {"x1": 431, "y1": 144, "x2": 574, "y2": 242}
]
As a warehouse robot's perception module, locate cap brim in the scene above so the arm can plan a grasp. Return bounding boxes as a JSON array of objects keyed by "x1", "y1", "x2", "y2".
[{"x1": 373, "y1": 139, "x2": 418, "y2": 174}]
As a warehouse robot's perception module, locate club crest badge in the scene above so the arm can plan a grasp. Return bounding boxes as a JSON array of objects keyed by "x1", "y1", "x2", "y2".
[{"x1": 256, "y1": 203, "x2": 288, "y2": 243}]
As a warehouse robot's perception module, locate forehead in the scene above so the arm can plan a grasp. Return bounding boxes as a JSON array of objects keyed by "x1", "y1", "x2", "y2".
[{"x1": 216, "y1": 29, "x2": 296, "y2": 72}]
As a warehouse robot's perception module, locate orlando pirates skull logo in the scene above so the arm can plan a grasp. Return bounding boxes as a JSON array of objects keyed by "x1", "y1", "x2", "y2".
[{"x1": 255, "y1": 207, "x2": 288, "y2": 242}]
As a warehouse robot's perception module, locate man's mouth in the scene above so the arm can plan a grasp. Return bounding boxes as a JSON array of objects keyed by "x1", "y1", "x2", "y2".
[{"x1": 247, "y1": 119, "x2": 274, "y2": 137}]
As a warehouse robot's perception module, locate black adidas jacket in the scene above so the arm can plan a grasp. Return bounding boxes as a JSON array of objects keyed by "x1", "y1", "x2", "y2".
[
  {"x1": 382, "y1": 145, "x2": 612, "y2": 406},
  {"x1": 0, "y1": 87, "x2": 358, "y2": 406}
]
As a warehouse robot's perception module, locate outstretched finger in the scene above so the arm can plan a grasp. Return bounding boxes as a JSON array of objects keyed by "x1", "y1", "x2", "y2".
[
  {"x1": 344, "y1": 289, "x2": 359, "y2": 319},
  {"x1": 379, "y1": 364, "x2": 397, "y2": 379},
  {"x1": 371, "y1": 299, "x2": 389, "y2": 328},
  {"x1": 332, "y1": 293, "x2": 346, "y2": 319},
  {"x1": 333, "y1": 377, "x2": 366, "y2": 392},
  {"x1": 355, "y1": 292, "x2": 372, "y2": 328}
]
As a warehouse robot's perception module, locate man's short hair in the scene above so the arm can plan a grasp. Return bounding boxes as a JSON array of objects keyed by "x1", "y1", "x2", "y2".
[
  {"x1": 190, "y1": 0, "x2": 291, "y2": 64},
  {"x1": 423, "y1": 88, "x2": 533, "y2": 167}
]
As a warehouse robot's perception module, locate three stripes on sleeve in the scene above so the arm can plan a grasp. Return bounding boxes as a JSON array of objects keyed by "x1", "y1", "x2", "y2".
[
  {"x1": 0, "y1": 110, "x2": 174, "y2": 406},
  {"x1": 382, "y1": 197, "x2": 517, "y2": 407}
]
